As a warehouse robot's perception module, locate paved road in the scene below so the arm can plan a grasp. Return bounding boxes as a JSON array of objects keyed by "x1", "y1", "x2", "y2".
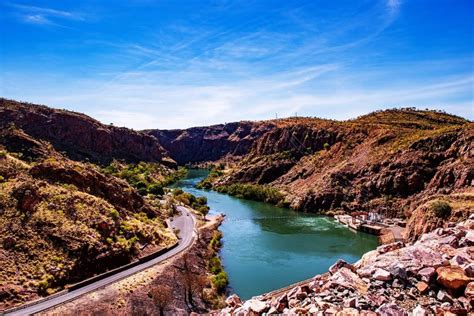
[{"x1": 5, "y1": 207, "x2": 196, "y2": 315}]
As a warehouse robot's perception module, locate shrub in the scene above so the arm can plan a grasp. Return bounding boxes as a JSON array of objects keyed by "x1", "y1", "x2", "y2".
[
  {"x1": 0, "y1": 150, "x2": 6, "y2": 159},
  {"x1": 323, "y1": 143, "x2": 330, "y2": 150},
  {"x1": 110, "y1": 209, "x2": 120, "y2": 220},
  {"x1": 216, "y1": 183, "x2": 285, "y2": 205},
  {"x1": 431, "y1": 200, "x2": 452, "y2": 219},
  {"x1": 212, "y1": 271, "x2": 228, "y2": 293},
  {"x1": 147, "y1": 183, "x2": 164, "y2": 195},
  {"x1": 209, "y1": 256, "x2": 222, "y2": 274}
]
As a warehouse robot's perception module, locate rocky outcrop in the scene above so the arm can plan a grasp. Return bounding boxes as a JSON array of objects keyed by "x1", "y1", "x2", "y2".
[
  {"x1": 0, "y1": 98, "x2": 175, "y2": 166},
  {"x1": 217, "y1": 217, "x2": 474, "y2": 315},
  {"x1": 148, "y1": 122, "x2": 275, "y2": 164}
]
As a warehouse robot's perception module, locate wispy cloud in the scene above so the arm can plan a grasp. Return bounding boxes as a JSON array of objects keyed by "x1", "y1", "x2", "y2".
[
  {"x1": 2, "y1": 0, "x2": 472, "y2": 128},
  {"x1": 7, "y1": 2, "x2": 84, "y2": 26}
]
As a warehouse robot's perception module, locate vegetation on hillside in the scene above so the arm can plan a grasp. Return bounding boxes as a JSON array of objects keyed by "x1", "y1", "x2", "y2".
[
  {"x1": 103, "y1": 161, "x2": 187, "y2": 196},
  {"x1": 208, "y1": 231, "x2": 228, "y2": 294},
  {"x1": 172, "y1": 189, "x2": 210, "y2": 218},
  {"x1": 0, "y1": 141, "x2": 177, "y2": 309}
]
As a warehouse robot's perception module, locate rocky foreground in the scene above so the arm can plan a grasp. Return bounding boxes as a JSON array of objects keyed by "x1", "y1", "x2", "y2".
[{"x1": 217, "y1": 216, "x2": 474, "y2": 315}]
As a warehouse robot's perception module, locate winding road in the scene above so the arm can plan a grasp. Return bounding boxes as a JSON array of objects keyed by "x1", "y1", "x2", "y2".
[{"x1": 4, "y1": 206, "x2": 196, "y2": 316}]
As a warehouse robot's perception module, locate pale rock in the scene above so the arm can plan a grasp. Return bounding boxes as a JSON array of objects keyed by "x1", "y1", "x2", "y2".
[
  {"x1": 436, "y1": 290, "x2": 453, "y2": 303},
  {"x1": 308, "y1": 305, "x2": 320, "y2": 314},
  {"x1": 243, "y1": 299, "x2": 267, "y2": 314},
  {"x1": 373, "y1": 268, "x2": 392, "y2": 281},
  {"x1": 412, "y1": 305, "x2": 428, "y2": 316}
]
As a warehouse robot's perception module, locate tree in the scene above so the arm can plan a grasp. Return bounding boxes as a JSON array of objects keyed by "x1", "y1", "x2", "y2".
[{"x1": 150, "y1": 285, "x2": 173, "y2": 316}]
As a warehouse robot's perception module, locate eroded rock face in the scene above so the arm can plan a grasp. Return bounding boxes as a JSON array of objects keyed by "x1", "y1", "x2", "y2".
[
  {"x1": 149, "y1": 122, "x2": 275, "y2": 164},
  {"x1": 0, "y1": 98, "x2": 174, "y2": 166},
  {"x1": 217, "y1": 218, "x2": 474, "y2": 315}
]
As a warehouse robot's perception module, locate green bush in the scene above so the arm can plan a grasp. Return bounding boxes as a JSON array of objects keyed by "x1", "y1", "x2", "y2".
[
  {"x1": 209, "y1": 256, "x2": 222, "y2": 274},
  {"x1": 110, "y1": 209, "x2": 120, "y2": 220},
  {"x1": 212, "y1": 271, "x2": 228, "y2": 293},
  {"x1": 0, "y1": 150, "x2": 6, "y2": 159},
  {"x1": 431, "y1": 200, "x2": 452, "y2": 219},
  {"x1": 147, "y1": 183, "x2": 164, "y2": 195},
  {"x1": 323, "y1": 143, "x2": 330, "y2": 150},
  {"x1": 216, "y1": 183, "x2": 285, "y2": 205}
]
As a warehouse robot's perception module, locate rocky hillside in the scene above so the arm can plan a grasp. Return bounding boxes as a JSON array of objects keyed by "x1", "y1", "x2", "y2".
[
  {"x1": 148, "y1": 121, "x2": 275, "y2": 165},
  {"x1": 0, "y1": 98, "x2": 175, "y2": 166},
  {"x1": 0, "y1": 126, "x2": 177, "y2": 310},
  {"x1": 166, "y1": 109, "x2": 473, "y2": 239},
  {"x1": 218, "y1": 216, "x2": 474, "y2": 315}
]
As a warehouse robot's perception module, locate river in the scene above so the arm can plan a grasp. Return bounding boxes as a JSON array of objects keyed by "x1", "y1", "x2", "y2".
[{"x1": 174, "y1": 169, "x2": 378, "y2": 300}]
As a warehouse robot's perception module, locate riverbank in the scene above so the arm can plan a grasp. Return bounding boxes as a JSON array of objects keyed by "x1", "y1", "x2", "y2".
[
  {"x1": 216, "y1": 216, "x2": 474, "y2": 315},
  {"x1": 41, "y1": 214, "x2": 226, "y2": 315}
]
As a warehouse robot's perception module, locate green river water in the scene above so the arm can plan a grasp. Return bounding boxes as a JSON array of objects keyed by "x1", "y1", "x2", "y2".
[{"x1": 175, "y1": 169, "x2": 378, "y2": 300}]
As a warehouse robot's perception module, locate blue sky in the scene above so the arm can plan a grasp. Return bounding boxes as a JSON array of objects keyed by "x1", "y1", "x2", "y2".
[{"x1": 1, "y1": 0, "x2": 473, "y2": 128}]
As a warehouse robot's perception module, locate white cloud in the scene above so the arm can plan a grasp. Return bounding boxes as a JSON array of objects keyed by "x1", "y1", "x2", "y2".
[{"x1": 7, "y1": 2, "x2": 84, "y2": 26}]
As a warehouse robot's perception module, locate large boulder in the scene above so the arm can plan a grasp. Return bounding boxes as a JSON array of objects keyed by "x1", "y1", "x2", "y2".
[{"x1": 436, "y1": 266, "x2": 470, "y2": 290}]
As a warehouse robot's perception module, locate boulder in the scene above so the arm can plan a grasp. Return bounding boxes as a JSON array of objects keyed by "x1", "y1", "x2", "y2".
[
  {"x1": 436, "y1": 266, "x2": 470, "y2": 290},
  {"x1": 243, "y1": 299, "x2": 268, "y2": 314},
  {"x1": 225, "y1": 294, "x2": 242, "y2": 307},
  {"x1": 373, "y1": 268, "x2": 392, "y2": 281},
  {"x1": 417, "y1": 267, "x2": 436, "y2": 283}
]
